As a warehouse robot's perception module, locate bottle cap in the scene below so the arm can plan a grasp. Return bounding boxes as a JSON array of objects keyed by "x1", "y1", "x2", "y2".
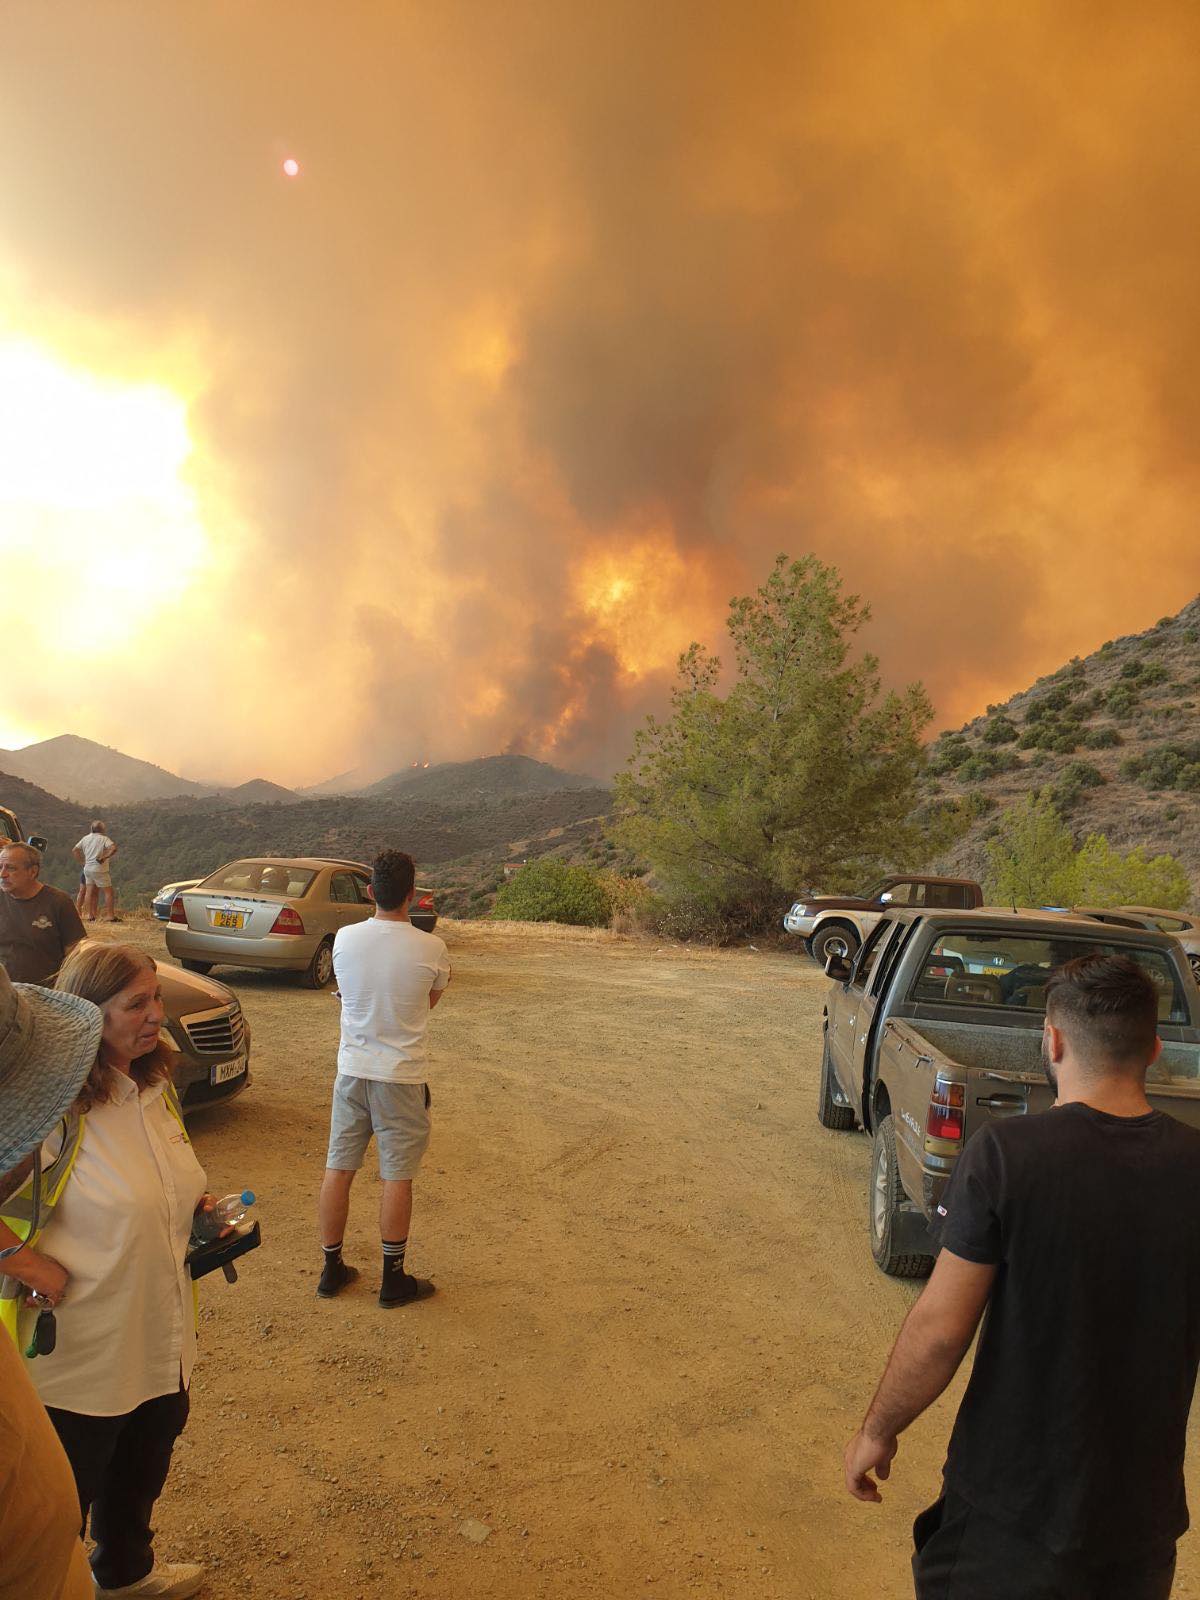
[{"x1": 241, "y1": 1190, "x2": 256, "y2": 1206}]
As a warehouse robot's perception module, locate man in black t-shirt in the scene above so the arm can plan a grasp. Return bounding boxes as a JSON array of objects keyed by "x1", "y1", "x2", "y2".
[
  {"x1": 844, "y1": 954, "x2": 1200, "y2": 1599},
  {"x1": 0, "y1": 842, "x2": 86, "y2": 984}
]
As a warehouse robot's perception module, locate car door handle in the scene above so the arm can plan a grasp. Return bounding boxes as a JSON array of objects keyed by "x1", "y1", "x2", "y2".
[{"x1": 976, "y1": 1094, "x2": 1026, "y2": 1114}]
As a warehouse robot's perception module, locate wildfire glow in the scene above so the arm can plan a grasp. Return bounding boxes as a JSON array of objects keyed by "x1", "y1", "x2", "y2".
[
  {"x1": 573, "y1": 536, "x2": 706, "y2": 680},
  {"x1": 0, "y1": 341, "x2": 207, "y2": 651}
]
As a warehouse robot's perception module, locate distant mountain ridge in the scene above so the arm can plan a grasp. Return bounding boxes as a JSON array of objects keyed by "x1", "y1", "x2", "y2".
[
  {"x1": 4, "y1": 734, "x2": 602, "y2": 808},
  {"x1": 363, "y1": 753, "x2": 607, "y2": 801},
  {"x1": 1, "y1": 734, "x2": 210, "y2": 804}
]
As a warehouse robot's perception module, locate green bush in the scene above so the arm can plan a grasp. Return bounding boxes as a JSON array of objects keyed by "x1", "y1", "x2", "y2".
[
  {"x1": 1139, "y1": 662, "x2": 1170, "y2": 687},
  {"x1": 1119, "y1": 658, "x2": 1145, "y2": 679},
  {"x1": 1058, "y1": 761, "x2": 1106, "y2": 790},
  {"x1": 491, "y1": 859, "x2": 612, "y2": 926},
  {"x1": 1083, "y1": 725, "x2": 1121, "y2": 749},
  {"x1": 1105, "y1": 685, "x2": 1139, "y2": 718},
  {"x1": 981, "y1": 716, "x2": 1018, "y2": 745},
  {"x1": 1122, "y1": 742, "x2": 1200, "y2": 791}
]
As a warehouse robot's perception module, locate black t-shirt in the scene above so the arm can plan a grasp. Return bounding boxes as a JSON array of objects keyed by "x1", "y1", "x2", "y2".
[
  {"x1": 936, "y1": 1102, "x2": 1200, "y2": 1557},
  {"x1": 0, "y1": 885, "x2": 86, "y2": 984}
]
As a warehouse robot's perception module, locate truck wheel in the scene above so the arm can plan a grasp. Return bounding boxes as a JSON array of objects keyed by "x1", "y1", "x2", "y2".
[
  {"x1": 818, "y1": 1036, "x2": 856, "y2": 1131},
  {"x1": 870, "y1": 1115, "x2": 934, "y2": 1279},
  {"x1": 1189, "y1": 953, "x2": 1200, "y2": 985},
  {"x1": 812, "y1": 922, "x2": 859, "y2": 965},
  {"x1": 181, "y1": 959, "x2": 213, "y2": 976},
  {"x1": 301, "y1": 938, "x2": 335, "y2": 989}
]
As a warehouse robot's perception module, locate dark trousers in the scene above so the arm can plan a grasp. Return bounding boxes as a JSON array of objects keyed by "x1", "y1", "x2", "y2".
[
  {"x1": 47, "y1": 1386, "x2": 190, "y2": 1590},
  {"x1": 913, "y1": 1493, "x2": 1176, "y2": 1600}
]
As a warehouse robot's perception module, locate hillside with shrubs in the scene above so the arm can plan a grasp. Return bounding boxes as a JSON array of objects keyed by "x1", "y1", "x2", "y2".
[{"x1": 925, "y1": 595, "x2": 1200, "y2": 901}]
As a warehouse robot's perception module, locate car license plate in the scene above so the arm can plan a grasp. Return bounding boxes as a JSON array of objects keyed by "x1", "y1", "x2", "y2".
[
  {"x1": 210, "y1": 909, "x2": 246, "y2": 929},
  {"x1": 210, "y1": 1059, "x2": 245, "y2": 1085}
]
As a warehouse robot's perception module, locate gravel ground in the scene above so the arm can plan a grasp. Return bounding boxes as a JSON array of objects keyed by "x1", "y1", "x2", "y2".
[{"x1": 80, "y1": 915, "x2": 1200, "y2": 1599}]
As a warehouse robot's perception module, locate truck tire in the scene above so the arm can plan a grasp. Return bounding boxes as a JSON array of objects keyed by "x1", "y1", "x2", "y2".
[
  {"x1": 869, "y1": 1115, "x2": 935, "y2": 1279},
  {"x1": 811, "y1": 921, "x2": 859, "y2": 966},
  {"x1": 181, "y1": 959, "x2": 213, "y2": 976},
  {"x1": 818, "y1": 1036, "x2": 856, "y2": 1131}
]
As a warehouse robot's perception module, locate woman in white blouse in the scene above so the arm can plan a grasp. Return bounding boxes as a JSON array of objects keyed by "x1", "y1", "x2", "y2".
[{"x1": 0, "y1": 944, "x2": 208, "y2": 1600}]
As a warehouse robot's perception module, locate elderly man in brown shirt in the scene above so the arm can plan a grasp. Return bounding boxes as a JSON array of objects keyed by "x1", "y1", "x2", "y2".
[{"x1": 0, "y1": 844, "x2": 85, "y2": 986}]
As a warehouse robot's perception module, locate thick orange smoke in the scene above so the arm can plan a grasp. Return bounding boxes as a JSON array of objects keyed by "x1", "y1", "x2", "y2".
[{"x1": 1, "y1": 2, "x2": 1199, "y2": 784}]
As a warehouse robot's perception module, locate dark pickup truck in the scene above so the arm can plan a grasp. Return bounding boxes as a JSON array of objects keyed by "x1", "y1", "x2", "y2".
[{"x1": 817, "y1": 907, "x2": 1200, "y2": 1278}]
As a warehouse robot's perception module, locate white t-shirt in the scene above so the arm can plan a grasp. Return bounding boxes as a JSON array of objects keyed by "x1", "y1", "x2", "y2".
[
  {"x1": 29, "y1": 1074, "x2": 207, "y2": 1417},
  {"x1": 74, "y1": 834, "x2": 114, "y2": 867},
  {"x1": 332, "y1": 917, "x2": 451, "y2": 1083}
]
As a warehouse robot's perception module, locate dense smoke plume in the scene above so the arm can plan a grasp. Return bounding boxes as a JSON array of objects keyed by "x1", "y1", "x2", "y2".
[{"x1": 1, "y1": 1, "x2": 1199, "y2": 785}]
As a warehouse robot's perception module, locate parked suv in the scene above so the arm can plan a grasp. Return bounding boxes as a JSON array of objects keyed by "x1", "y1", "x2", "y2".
[{"x1": 784, "y1": 875, "x2": 983, "y2": 965}]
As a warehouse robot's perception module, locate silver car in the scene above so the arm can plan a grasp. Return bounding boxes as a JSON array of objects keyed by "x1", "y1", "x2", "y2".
[
  {"x1": 164, "y1": 856, "x2": 437, "y2": 988},
  {"x1": 151, "y1": 877, "x2": 202, "y2": 922}
]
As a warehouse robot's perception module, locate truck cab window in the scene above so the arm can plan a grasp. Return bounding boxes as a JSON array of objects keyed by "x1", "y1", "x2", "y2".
[{"x1": 852, "y1": 921, "x2": 894, "y2": 988}]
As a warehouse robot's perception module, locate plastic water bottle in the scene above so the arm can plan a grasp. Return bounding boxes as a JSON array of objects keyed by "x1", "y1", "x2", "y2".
[{"x1": 192, "y1": 1190, "x2": 256, "y2": 1243}]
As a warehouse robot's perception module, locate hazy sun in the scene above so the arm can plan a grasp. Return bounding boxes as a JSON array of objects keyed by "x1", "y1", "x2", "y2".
[{"x1": 0, "y1": 341, "x2": 207, "y2": 650}]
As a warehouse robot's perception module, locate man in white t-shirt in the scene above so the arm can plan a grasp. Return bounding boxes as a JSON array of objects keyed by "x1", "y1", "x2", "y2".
[
  {"x1": 71, "y1": 822, "x2": 118, "y2": 923},
  {"x1": 317, "y1": 849, "x2": 451, "y2": 1308}
]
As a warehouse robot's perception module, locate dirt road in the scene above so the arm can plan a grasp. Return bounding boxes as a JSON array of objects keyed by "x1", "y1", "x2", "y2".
[{"x1": 98, "y1": 917, "x2": 1200, "y2": 1598}]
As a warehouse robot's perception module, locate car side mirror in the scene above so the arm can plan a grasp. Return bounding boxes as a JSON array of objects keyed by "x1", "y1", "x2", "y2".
[
  {"x1": 879, "y1": 890, "x2": 893, "y2": 904},
  {"x1": 26, "y1": 834, "x2": 47, "y2": 852},
  {"x1": 824, "y1": 953, "x2": 853, "y2": 982}
]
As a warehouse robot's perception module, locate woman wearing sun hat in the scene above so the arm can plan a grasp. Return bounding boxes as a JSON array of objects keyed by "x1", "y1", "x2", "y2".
[
  {"x1": 0, "y1": 961, "x2": 101, "y2": 1600},
  {"x1": 0, "y1": 944, "x2": 209, "y2": 1600}
]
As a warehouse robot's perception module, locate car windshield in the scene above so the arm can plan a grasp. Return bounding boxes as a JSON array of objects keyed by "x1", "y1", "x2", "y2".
[
  {"x1": 910, "y1": 930, "x2": 1189, "y2": 1023},
  {"x1": 198, "y1": 861, "x2": 316, "y2": 898}
]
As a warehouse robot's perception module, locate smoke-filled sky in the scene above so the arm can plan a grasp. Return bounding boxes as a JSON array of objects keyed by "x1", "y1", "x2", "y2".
[{"x1": 1, "y1": 1, "x2": 1199, "y2": 786}]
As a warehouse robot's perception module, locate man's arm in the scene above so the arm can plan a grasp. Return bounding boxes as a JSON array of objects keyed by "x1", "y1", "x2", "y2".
[
  {"x1": 844, "y1": 1250, "x2": 996, "y2": 1503},
  {"x1": 59, "y1": 894, "x2": 86, "y2": 954},
  {"x1": 71, "y1": 846, "x2": 84, "y2": 865},
  {"x1": 100, "y1": 842, "x2": 117, "y2": 863}
]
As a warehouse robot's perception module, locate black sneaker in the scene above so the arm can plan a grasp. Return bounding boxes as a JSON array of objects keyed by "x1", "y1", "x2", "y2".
[
  {"x1": 316, "y1": 1260, "x2": 359, "y2": 1299},
  {"x1": 379, "y1": 1271, "x2": 436, "y2": 1309}
]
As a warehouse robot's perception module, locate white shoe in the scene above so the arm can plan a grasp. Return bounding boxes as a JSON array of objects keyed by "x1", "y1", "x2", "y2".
[{"x1": 95, "y1": 1562, "x2": 205, "y2": 1598}]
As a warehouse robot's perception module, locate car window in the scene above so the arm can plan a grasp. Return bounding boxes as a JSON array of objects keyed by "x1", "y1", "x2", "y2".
[
  {"x1": 886, "y1": 882, "x2": 926, "y2": 907},
  {"x1": 852, "y1": 921, "x2": 894, "y2": 989},
  {"x1": 351, "y1": 873, "x2": 372, "y2": 904},
  {"x1": 872, "y1": 918, "x2": 924, "y2": 999},
  {"x1": 911, "y1": 930, "x2": 1189, "y2": 1023},
  {"x1": 926, "y1": 883, "x2": 968, "y2": 909},
  {"x1": 329, "y1": 871, "x2": 360, "y2": 905},
  {"x1": 200, "y1": 860, "x2": 317, "y2": 897},
  {"x1": 1154, "y1": 916, "x2": 1189, "y2": 934}
]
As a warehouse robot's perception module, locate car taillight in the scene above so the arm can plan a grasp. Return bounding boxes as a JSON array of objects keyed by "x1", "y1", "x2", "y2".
[
  {"x1": 169, "y1": 897, "x2": 187, "y2": 924},
  {"x1": 926, "y1": 1076, "x2": 965, "y2": 1143},
  {"x1": 270, "y1": 907, "x2": 305, "y2": 935},
  {"x1": 415, "y1": 894, "x2": 434, "y2": 910}
]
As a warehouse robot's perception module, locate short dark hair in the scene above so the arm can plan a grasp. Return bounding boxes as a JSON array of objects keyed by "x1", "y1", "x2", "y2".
[
  {"x1": 1045, "y1": 954, "x2": 1159, "y2": 1069},
  {"x1": 372, "y1": 849, "x2": 416, "y2": 911}
]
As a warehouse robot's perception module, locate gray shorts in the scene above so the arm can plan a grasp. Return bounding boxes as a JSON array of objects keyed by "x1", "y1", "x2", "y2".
[
  {"x1": 326, "y1": 1075, "x2": 431, "y2": 1181},
  {"x1": 83, "y1": 864, "x2": 112, "y2": 888}
]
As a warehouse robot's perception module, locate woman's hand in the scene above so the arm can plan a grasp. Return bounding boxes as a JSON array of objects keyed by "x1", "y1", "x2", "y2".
[
  {"x1": 194, "y1": 1193, "x2": 234, "y2": 1239},
  {"x1": 11, "y1": 1249, "x2": 69, "y2": 1307}
]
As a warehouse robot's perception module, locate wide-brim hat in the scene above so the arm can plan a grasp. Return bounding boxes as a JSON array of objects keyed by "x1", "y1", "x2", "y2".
[{"x1": 0, "y1": 965, "x2": 102, "y2": 1171}]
